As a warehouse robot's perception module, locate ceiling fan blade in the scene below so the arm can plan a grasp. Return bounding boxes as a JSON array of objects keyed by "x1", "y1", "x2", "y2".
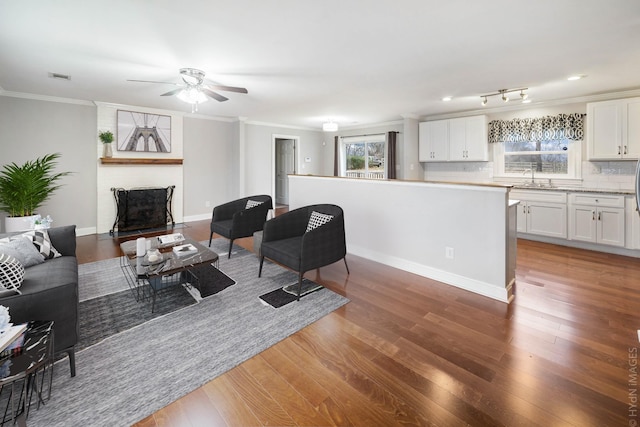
[
  {"x1": 127, "y1": 79, "x2": 181, "y2": 86},
  {"x1": 203, "y1": 88, "x2": 228, "y2": 102},
  {"x1": 206, "y1": 84, "x2": 248, "y2": 94},
  {"x1": 160, "y1": 88, "x2": 183, "y2": 96}
]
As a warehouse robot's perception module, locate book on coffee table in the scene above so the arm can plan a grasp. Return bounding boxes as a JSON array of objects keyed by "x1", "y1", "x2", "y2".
[
  {"x1": 172, "y1": 243, "x2": 198, "y2": 257},
  {"x1": 158, "y1": 233, "x2": 184, "y2": 245},
  {"x1": 0, "y1": 323, "x2": 27, "y2": 354}
]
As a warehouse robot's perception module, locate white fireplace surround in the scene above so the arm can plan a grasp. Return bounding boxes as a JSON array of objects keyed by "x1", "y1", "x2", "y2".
[{"x1": 96, "y1": 102, "x2": 184, "y2": 234}]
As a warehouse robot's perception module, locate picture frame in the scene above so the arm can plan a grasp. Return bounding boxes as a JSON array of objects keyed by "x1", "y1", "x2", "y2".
[{"x1": 117, "y1": 110, "x2": 171, "y2": 153}]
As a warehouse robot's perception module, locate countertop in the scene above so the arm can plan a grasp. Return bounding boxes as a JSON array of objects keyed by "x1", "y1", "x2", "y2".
[{"x1": 511, "y1": 185, "x2": 634, "y2": 195}]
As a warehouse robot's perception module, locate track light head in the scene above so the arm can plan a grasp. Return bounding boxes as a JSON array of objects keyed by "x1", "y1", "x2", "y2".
[{"x1": 480, "y1": 87, "x2": 528, "y2": 106}]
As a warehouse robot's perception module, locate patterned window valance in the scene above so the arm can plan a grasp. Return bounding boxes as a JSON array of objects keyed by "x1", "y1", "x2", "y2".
[{"x1": 488, "y1": 113, "x2": 585, "y2": 143}]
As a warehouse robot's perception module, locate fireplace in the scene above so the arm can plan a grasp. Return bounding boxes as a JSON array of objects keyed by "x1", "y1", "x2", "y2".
[{"x1": 110, "y1": 186, "x2": 175, "y2": 234}]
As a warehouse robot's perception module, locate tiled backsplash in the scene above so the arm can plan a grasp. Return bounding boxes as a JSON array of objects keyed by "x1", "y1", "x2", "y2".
[{"x1": 424, "y1": 161, "x2": 637, "y2": 191}]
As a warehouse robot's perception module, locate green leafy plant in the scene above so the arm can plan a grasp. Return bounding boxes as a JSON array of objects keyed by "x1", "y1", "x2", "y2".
[
  {"x1": 99, "y1": 130, "x2": 114, "y2": 144},
  {"x1": 0, "y1": 153, "x2": 71, "y2": 217}
]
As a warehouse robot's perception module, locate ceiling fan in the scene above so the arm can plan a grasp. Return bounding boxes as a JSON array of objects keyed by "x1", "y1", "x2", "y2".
[{"x1": 127, "y1": 68, "x2": 248, "y2": 111}]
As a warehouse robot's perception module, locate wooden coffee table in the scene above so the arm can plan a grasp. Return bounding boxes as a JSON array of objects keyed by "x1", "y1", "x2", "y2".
[{"x1": 119, "y1": 236, "x2": 219, "y2": 312}]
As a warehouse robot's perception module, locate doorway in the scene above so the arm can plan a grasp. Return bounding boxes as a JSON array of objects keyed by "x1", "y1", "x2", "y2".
[{"x1": 273, "y1": 135, "x2": 299, "y2": 206}]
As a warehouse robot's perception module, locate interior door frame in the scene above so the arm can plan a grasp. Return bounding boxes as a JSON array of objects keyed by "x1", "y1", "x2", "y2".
[{"x1": 272, "y1": 134, "x2": 300, "y2": 206}]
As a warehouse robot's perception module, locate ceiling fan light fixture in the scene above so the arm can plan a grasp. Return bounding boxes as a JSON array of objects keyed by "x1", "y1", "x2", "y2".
[
  {"x1": 177, "y1": 87, "x2": 208, "y2": 105},
  {"x1": 481, "y1": 96, "x2": 488, "y2": 106},
  {"x1": 323, "y1": 121, "x2": 338, "y2": 132}
]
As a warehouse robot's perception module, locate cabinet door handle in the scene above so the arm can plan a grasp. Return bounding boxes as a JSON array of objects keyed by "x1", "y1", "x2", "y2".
[
  {"x1": 592, "y1": 210, "x2": 595, "y2": 220},
  {"x1": 598, "y1": 212, "x2": 601, "y2": 221},
  {"x1": 624, "y1": 145, "x2": 628, "y2": 155},
  {"x1": 618, "y1": 146, "x2": 621, "y2": 155},
  {"x1": 527, "y1": 206, "x2": 531, "y2": 214}
]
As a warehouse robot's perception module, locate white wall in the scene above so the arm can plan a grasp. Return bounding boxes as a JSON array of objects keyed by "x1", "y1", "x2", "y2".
[
  {"x1": 183, "y1": 116, "x2": 236, "y2": 221},
  {"x1": 244, "y1": 123, "x2": 325, "y2": 198},
  {"x1": 289, "y1": 175, "x2": 514, "y2": 303},
  {"x1": 0, "y1": 96, "x2": 97, "y2": 234}
]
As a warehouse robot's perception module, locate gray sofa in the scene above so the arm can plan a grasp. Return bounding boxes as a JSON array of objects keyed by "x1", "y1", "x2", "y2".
[{"x1": 0, "y1": 225, "x2": 79, "y2": 377}]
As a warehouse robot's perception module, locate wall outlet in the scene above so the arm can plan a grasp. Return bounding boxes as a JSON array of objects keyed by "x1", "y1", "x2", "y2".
[
  {"x1": 445, "y1": 247, "x2": 454, "y2": 259},
  {"x1": 205, "y1": 201, "x2": 211, "y2": 208}
]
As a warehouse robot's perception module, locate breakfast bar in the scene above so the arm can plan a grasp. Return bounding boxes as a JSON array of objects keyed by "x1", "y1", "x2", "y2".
[{"x1": 289, "y1": 175, "x2": 517, "y2": 303}]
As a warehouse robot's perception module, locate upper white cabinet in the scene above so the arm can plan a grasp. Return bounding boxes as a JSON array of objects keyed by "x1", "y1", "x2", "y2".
[
  {"x1": 587, "y1": 97, "x2": 640, "y2": 160},
  {"x1": 448, "y1": 116, "x2": 488, "y2": 161},
  {"x1": 419, "y1": 115, "x2": 487, "y2": 162},
  {"x1": 418, "y1": 119, "x2": 448, "y2": 162}
]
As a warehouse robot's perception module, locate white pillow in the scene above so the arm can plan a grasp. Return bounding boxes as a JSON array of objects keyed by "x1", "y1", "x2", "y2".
[
  {"x1": 0, "y1": 238, "x2": 44, "y2": 267},
  {"x1": 306, "y1": 211, "x2": 334, "y2": 232},
  {"x1": 0, "y1": 254, "x2": 24, "y2": 293},
  {"x1": 245, "y1": 199, "x2": 263, "y2": 209},
  {"x1": 19, "y1": 229, "x2": 61, "y2": 260}
]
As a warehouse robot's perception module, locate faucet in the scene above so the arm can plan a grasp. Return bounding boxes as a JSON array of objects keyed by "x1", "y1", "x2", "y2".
[{"x1": 522, "y1": 168, "x2": 534, "y2": 185}]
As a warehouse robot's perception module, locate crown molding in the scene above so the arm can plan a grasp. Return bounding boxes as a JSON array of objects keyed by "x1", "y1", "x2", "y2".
[
  {"x1": 244, "y1": 120, "x2": 318, "y2": 131},
  {"x1": 0, "y1": 90, "x2": 95, "y2": 106},
  {"x1": 340, "y1": 119, "x2": 404, "y2": 131}
]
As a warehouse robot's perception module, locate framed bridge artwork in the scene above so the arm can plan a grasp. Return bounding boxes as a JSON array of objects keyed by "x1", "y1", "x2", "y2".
[{"x1": 117, "y1": 110, "x2": 172, "y2": 153}]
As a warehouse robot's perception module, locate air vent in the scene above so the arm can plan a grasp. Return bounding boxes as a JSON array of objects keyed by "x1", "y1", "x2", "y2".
[{"x1": 48, "y1": 72, "x2": 71, "y2": 81}]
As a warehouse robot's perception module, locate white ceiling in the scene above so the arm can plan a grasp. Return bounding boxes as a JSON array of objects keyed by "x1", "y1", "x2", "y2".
[{"x1": 1, "y1": 0, "x2": 640, "y2": 130}]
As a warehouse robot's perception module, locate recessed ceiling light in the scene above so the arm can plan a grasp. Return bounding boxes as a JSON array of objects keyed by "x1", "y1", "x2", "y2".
[
  {"x1": 567, "y1": 75, "x2": 585, "y2": 81},
  {"x1": 442, "y1": 96, "x2": 452, "y2": 102}
]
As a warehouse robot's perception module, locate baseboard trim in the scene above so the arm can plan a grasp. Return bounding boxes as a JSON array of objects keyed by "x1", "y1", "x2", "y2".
[{"x1": 348, "y1": 244, "x2": 510, "y2": 303}]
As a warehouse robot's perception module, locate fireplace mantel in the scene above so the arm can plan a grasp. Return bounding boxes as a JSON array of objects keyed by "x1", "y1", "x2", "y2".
[{"x1": 100, "y1": 157, "x2": 183, "y2": 165}]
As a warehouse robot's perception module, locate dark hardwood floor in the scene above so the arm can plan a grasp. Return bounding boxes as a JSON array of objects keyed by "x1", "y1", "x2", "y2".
[{"x1": 76, "y1": 218, "x2": 640, "y2": 426}]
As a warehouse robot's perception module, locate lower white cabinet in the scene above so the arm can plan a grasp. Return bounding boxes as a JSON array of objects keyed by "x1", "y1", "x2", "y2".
[
  {"x1": 511, "y1": 190, "x2": 567, "y2": 238},
  {"x1": 568, "y1": 194, "x2": 625, "y2": 247}
]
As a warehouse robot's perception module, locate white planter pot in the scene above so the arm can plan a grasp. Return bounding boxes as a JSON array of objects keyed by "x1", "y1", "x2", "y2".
[{"x1": 4, "y1": 215, "x2": 37, "y2": 233}]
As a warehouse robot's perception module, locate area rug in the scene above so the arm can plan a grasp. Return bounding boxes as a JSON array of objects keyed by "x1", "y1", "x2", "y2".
[
  {"x1": 27, "y1": 239, "x2": 349, "y2": 427},
  {"x1": 77, "y1": 256, "x2": 235, "y2": 350}
]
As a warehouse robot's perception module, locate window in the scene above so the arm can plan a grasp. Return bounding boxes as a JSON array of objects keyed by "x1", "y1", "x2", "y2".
[
  {"x1": 340, "y1": 134, "x2": 386, "y2": 179},
  {"x1": 494, "y1": 138, "x2": 581, "y2": 180}
]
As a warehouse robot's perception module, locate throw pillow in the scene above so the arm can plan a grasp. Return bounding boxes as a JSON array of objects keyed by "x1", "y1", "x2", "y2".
[
  {"x1": 245, "y1": 199, "x2": 263, "y2": 209},
  {"x1": 306, "y1": 211, "x2": 334, "y2": 232},
  {"x1": 0, "y1": 238, "x2": 45, "y2": 267},
  {"x1": 0, "y1": 254, "x2": 25, "y2": 294},
  {"x1": 19, "y1": 229, "x2": 61, "y2": 260}
]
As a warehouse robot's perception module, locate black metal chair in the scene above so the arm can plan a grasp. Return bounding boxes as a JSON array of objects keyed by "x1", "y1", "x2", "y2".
[
  {"x1": 208, "y1": 195, "x2": 273, "y2": 258},
  {"x1": 258, "y1": 204, "x2": 349, "y2": 300}
]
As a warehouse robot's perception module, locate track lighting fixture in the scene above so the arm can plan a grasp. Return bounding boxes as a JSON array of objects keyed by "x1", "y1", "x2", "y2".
[{"x1": 480, "y1": 87, "x2": 529, "y2": 106}]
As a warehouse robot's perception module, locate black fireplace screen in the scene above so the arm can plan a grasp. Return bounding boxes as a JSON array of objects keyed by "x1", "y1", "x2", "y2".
[{"x1": 110, "y1": 186, "x2": 175, "y2": 234}]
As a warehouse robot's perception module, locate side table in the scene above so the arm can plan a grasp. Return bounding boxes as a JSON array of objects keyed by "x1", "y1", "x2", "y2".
[{"x1": 0, "y1": 321, "x2": 55, "y2": 426}]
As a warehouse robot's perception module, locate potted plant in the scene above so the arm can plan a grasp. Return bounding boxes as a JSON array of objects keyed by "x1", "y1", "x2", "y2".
[
  {"x1": 0, "y1": 153, "x2": 71, "y2": 232},
  {"x1": 99, "y1": 130, "x2": 114, "y2": 158}
]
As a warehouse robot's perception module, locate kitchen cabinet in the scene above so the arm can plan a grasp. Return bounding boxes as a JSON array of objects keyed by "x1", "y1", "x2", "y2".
[
  {"x1": 449, "y1": 116, "x2": 488, "y2": 161},
  {"x1": 419, "y1": 120, "x2": 448, "y2": 162},
  {"x1": 419, "y1": 115, "x2": 487, "y2": 162},
  {"x1": 587, "y1": 97, "x2": 640, "y2": 160},
  {"x1": 511, "y1": 190, "x2": 567, "y2": 238},
  {"x1": 568, "y1": 194, "x2": 625, "y2": 247}
]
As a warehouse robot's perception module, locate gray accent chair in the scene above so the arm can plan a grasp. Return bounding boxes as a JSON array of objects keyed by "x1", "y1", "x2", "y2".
[
  {"x1": 0, "y1": 225, "x2": 79, "y2": 377},
  {"x1": 209, "y1": 195, "x2": 273, "y2": 258},
  {"x1": 258, "y1": 204, "x2": 349, "y2": 300}
]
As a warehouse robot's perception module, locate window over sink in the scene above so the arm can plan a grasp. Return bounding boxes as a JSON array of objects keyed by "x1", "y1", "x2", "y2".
[{"x1": 494, "y1": 138, "x2": 581, "y2": 181}]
